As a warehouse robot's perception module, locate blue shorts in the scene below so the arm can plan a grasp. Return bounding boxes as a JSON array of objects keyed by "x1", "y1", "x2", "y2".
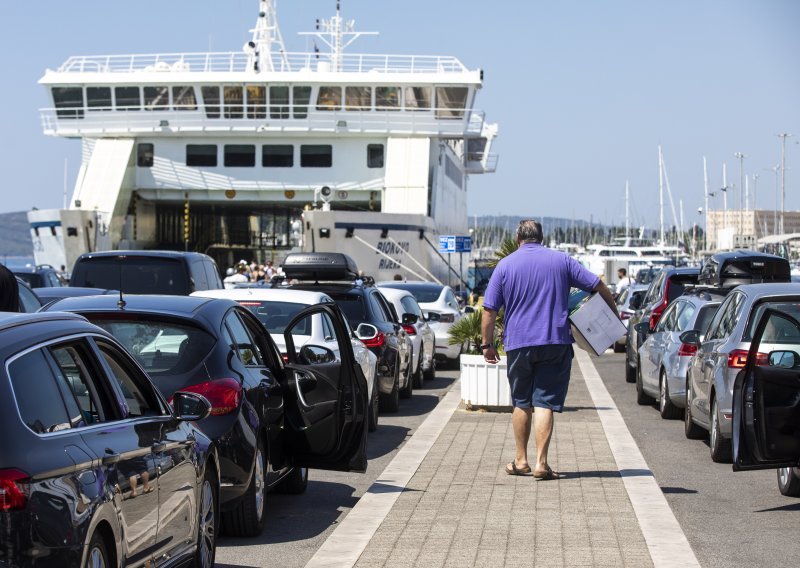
[{"x1": 506, "y1": 344, "x2": 574, "y2": 412}]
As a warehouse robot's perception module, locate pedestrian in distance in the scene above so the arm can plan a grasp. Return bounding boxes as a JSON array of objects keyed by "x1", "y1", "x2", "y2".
[
  {"x1": 0, "y1": 264, "x2": 20, "y2": 312},
  {"x1": 616, "y1": 267, "x2": 633, "y2": 297},
  {"x1": 481, "y1": 220, "x2": 617, "y2": 479}
]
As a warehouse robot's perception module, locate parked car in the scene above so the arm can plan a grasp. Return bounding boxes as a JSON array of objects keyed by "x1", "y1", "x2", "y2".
[
  {"x1": 12, "y1": 264, "x2": 65, "y2": 288},
  {"x1": 377, "y1": 280, "x2": 464, "y2": 368},
  {"x1": 43, "y1": 294, "x2": 369, "y2": 538},
  {"x1": 0, "y1": 311, "x2": 219, "y2": 568},
  {"x1": 16, "y1": 277, "x2": 42, "y2": 313},
  {"x1": 192, "y1": 287, "x2": 380, "y2": 432},
  {"x1": 34, "y1": 286, "x2": 119, "y2": 309},
  {"x1": 281, "y1": 253, "x2": 413, "y2": 413},
  {"x1": 376, "y1": 286, "x2": 436, "y2": 385},
  {"x1": 634, "y1": 288, "x2": 725, "y2": 417},
  {"x1": 69, "y1": 250, "x2": 223, "y2": 295},
  {"x1": 698, "y1": 250, "x2": 790, "y2": 288},
  {"x1": 614, "y1": 283, "x2": 648, "y2": 353},
  {"x1": 682, "y1": 283, "x2": 800, "y2": 463},
  {"x1": 625, "y1": 267, "x2": 700, "y2": 383},
  {"x1": 732, "y1": 305, "x2": 800, "y2": 497}
]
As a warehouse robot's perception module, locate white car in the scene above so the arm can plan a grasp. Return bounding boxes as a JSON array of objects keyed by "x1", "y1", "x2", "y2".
[
  {"x1": 376, "y1": 287, "x2": 436, "y2": 386},
  {"x1": 192, "y1": 287, "x2": 380, "y2": 431},
  {"x1": 377, "y1": 281, "x2": 464, "y2": 368}
]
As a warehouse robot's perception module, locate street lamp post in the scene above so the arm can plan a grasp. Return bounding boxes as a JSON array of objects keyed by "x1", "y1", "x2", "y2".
[
  {"x1": 753, "y1": 173, "x2": 760, "y2": 237},
  {"x1": 777, "y1": 133, "x2": 792, "y2": 234}
]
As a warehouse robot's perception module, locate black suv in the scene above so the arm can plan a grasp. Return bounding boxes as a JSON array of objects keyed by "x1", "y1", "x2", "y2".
[
  {"x1": 70, "y1": 250, "x2": 223, "y2": 295},
  {"x1": 280, "y1": 252, "x2": 413, "y2": 412},
  {"x1": 698, "y1": 250, "x2": 790, "y2": 288},
  {"x1": 12, "y1": 264, "x2": 64, "y2": 288}
]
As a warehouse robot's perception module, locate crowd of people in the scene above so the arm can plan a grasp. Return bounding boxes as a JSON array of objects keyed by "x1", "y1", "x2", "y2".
[{"x1": 222, "y1": 259, "x2": 280, "y2": 289}]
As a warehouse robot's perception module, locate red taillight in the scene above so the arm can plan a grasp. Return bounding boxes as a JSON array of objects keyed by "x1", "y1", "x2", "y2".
[
  {"x1": 281, "y1": 353, "x2": 289, "y2": 363},
  {"x1": 402, "y1": 324, "x2": 417, "y2": 335},
  {"x1": 649, "y1": 300, "x2": 668, "y2": 330},
  {"x1": 438, "y1": 313, "x2": 455, "y2": 324},
  {"x1": 362, "y1": 331, "x2": 386, "y2": 348},
  {"x1": 727, "y1": 349, "x2": 768, "y2": 368},
  {"x1": 620, "y1": 312, "x2": 631, "y2": 321},
  {"x1": 0, "y1": 469, "x2": 28, "y2": 511},
  {"x1": 172, "y1": 378, "x2": 242, "y2": 416},
  {"x1": 678, "y1": 343, "x2": 697, "y2": 357}
]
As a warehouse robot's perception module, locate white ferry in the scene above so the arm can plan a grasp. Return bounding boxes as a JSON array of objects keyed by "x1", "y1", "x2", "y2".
[{"x1": 29, "y1": 1, "x2": 498, "y2": 283}]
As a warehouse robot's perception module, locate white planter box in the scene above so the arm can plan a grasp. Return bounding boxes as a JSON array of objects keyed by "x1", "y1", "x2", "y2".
[{"x1": 460, "y1": 354, "x2": 512, "y2": 410}]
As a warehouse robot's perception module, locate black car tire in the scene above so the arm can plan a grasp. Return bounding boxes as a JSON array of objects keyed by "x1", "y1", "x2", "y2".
[
  {"x1": 659, "y1": 370, "x2": 681, "y2": 420},
  {"x1": 192, "y1": 465, "x2": 218, "y2": 568},
  {"x1": 412, "y1": 354, "x2": 424, "y2": 389},
  {"x1": 613, "y1": 341, "x2": 626, "y2": 353},
  {"x1": 625, "y1": 350, "x2": 637, "y2": 383},
  {"x1": 368, "y1": 376, "x2": 379, "y2": 432},
  {"x1": 709, "y1": 397, "x2": 732, "y2": 463},
  {"x1": 777, "y1": 467, "x2": 800, "y2": 497},
  {"x1": 223, "y1": 439, "x2": 266, "y2": 537},
  {"x1": 85, "y1": 531, "x2": 110, "y2": 568},
  {"x1": 278, "y1": 467, "x2": 309, "y2": 495},
  {"x1": 684, "y1": 377, "x2": 706, "y2": 440},
  {"x1": 636, "y1": 358, "x2": 654, "y2": 405},
  {"x1": 379, "y1": 365, "x2": 400, "y2": 412},
  {"x1": 423, "y1": 354, "x2": 436, "y2": 381},
  {"x1": 400, "y1": 357, "x2": 414, "y2": 399}
]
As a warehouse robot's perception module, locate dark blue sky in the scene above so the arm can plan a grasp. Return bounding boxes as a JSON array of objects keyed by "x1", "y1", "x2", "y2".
[{"x1": 1, "y1": 0, "x2": 797, "y2": 231}]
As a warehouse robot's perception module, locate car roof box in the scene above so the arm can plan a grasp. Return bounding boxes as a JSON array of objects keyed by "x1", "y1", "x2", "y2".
[
  {"x1": 698, "y1": 250, "x2": 791, "y2": 288},
  {"x1": 282, "y1": 252, "x2": 359, "y2": 281}
]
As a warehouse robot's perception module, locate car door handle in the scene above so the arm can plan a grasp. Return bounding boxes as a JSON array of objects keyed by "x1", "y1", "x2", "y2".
[
  {"x1": 151, "y1": 442, "x2": 167, "y2": 453},
  {"x1": 297, "y1": 373, "x2": 317, "y2": 393},
  {"x1": 102, "y1": 449, "x2": 120, "y2": 466}
]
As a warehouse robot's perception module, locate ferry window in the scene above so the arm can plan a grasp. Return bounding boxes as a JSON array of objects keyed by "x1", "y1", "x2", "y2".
[
  {"x1": 316, "y1": 87, "x2": 342, "y2": 111},
  {"x1": 201, "y1": 86, "x2": 220, "y2": 118},
  {"x1": 186, "y1": 144, "x2": 218, "y2": 167},
  {"x1": 436, "y1": 87, "x2": 469, "y2": 119},
  {"x1": 52, "y1": 87, "x2": 84, "y2": 119},
  {"x1": 87, "y1": 87, "x2": 112, "y2": 111},
  {"x1": 301, "y1": 145, "x2": 332, "y2": 168},
  {"x1": 375, "y1": 87, "x2": 400, "y2": 111},
  {"x1": 269, "y1": 86, "x2": 289, "y2": 119},
  {"x1": 115, "y1": 87, "x2": 141, "y2": 111},
  {"x1": 225, "y1": 145, "x2": 256, "y2": 167},
  {"x1": 263, "y1": 145, "x2": 294, "y2": 168},
  {"x1": 172, "y1": 86, "x2": 197, "y2": 111},
  {"x1": 144, "y1": 86, "x2": 170, "y2": 111},
  {"x1": 404, "y1": 87, "x2": 432, "y2": 111},
  {"x1": 224, "y1": 86, "x2": 244, "y2": 119},
  {"x1": 345, "y1": 87, "x2": 371, "y2": 111},
  {"x1": 137, "y1": 143, "x2": 154, "y2": 167},
  {"x1": 293, "y1": 86, "x2": 312, "y2": 118},
  {"x1": 367, "y1": 144, "x2": 384, "y2": 168},
  {"x1": 247, "y1": 86, "x2": 266, "y2": 119}
]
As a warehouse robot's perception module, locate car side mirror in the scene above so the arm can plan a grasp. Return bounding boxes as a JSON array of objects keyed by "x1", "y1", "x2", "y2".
[
  {"x1": 299, "y1": 344, "x2": 336, "y2": 365},
  {"x1": 401, "y1": 313, "x2": 418, "y2": 325},
  {"x1": 355, "y1": 323, "x2": 379, "y2": 341},
  {"x1": 425, "y1": 312, "x2": 441, "y2": 323},
  {"x1": 172, "y1": 391, "x2": 212, "y2": 422},
  {"x1": 679, "y1": 330, "x2": 701, "y2": 346},
  {"x1": 634, "y1": 322, "x2": 650, "y2": 335},
  {"x1": 768, "y1": 350, "x2": 799, "y2": 368},
  {"x1": 463, "y1": 306, "x2": 475, "y2": 314}
]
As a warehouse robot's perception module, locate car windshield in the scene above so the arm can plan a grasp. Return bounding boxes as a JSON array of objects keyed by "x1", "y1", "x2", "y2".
[
  {"x1": 695, "y1": 304, "x2": 720, "y2": 335},
  {"x1": 73, "y1": 257, "x2": 190, "y2": 295},
  {"x1": 91, "y1": 318, "x2": 216, "y2": 375},
  {"x1": 744, "y1": 300, "x2": 800, "y2": 342},
  {"x1": 328, "y1": 293, "x2": 366, "y2": 321},
  {"x1": 236, "y1": 300, "x2": 310, "y2": 334},
  {"x1": 381, "y1": 284, "x2": 443, "y2": 303}
]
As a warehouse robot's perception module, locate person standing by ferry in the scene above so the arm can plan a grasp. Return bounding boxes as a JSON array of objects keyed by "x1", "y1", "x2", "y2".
[{"x1": 480, "y1": 220, "x2": 617, "y2": 478}]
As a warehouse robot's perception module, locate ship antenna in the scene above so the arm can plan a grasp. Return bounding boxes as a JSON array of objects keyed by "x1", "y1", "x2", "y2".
[
  {"x1": 299, "y1": 0, "x2": 377, "y2": 72},
  {"x1": 246, "y1": 0, "x2": 290, "y2": 73},
  {"x1": 117, "y1": 257, "x2": 126, "y2": 310}
]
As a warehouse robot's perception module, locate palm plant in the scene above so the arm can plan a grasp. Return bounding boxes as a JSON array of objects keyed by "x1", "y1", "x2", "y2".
[
  {"x1": 447, "y1": 309, "x2": 483, "y2": 355},
  {"x1": 487, "y1": 237, "x2": 519, "y2": 268}
]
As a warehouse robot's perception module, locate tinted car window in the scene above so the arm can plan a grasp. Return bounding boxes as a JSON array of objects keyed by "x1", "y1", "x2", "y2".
[
  {"x1": 190, "y1": 260, "x2": 208, "y2": 291},
  {"x1": 330, "y1": 293, "x2": 367, "y2": 321},
  {"x1": 225, "y1": 311, "x2": 264, "y2": 366},
  {"x1": 18, "y1": 282, "x2": 42, "y2": 313},
  {"x1": 50, "y1": 343, "x2": 111, "y2": 424},
  {"x1": 695, "y1": 304, "x2": 720, "y2": 335},
  {"x1": 237, "y1": 300, "x2": 310, "y2": 334},
  {"x1": 8, "y1": 349, "x2": 72, "y2": 433},
  {"x1": 204, "y1": 261, "x2": 222, "y2": 289},
  {"x1": 675, "y1": 303, "x2": 696, "y2": 332},
  {"x1": 96, "y1": 341, "x2": 161, "y2": 417},
  {"x1": 368, "y1": 293, "x2": 388, "y2": 323},
  {"x1": 72, "y1": 257, "x2": 190, "y2": 295},
  {"x1": 401, "y1": 296, "x2": 423, "y2": 317},
  {"x1": 14, "y1": 273, "x2": 43, "y2": 288},
  {"x1": 666, "y1": 274, "x2": 699, "y2": 302}
]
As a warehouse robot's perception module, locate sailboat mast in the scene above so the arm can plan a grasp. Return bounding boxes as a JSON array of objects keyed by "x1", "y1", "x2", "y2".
[
  {"x1": 658, "y1": 146, "x2": 665, "y2": 245},
  {"x1": 625, "y1": 180, "x2": 630, "y2": 240},
  {"x1": 703, "y1": 156, "x2": 709, "y2": 251}
]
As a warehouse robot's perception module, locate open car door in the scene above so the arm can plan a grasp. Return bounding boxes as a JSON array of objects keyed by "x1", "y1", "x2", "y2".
[
  {"x1": 283, "y1": 303, "x2": 369, "y2": 472},
  {"x1": 733, "y1": 308, "x2": 800, "y2": 471}
]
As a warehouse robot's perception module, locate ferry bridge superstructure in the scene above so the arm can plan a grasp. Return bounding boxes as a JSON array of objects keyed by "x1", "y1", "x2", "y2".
[{"x1": 30, "y1": 0, "x2": 498, "y2": 281}]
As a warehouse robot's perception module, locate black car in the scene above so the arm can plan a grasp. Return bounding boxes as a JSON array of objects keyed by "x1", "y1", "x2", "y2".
[
  {"x1": 13, "y1": 264, "x2": 65, "y2": 288},
  {"x1": 280, "y1": 252, "x2": 413, "y2": 413},
  {"x1": 0, "y1": 311, "x2": 219, "y2": 568},
  {"x1": 69, "y1": 250, "x2": 223, "y2": 295},
  {"x1": 44, "y1": 294, "x2": 369, "y2": 538},
  {"x1": 733, "y1": 307, "x2": 800, "y2": 497},
  {"x1": 698, "y1": 250, "x2": 790, "y2": 288}
]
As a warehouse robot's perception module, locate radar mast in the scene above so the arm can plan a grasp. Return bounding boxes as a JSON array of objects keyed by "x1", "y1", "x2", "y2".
[
  {"x1": 299, "y1": 1, "x2": 378, "y2": 71},
  {"x1": 247, "y1": 0, "x2": 290, "y2": 72}
]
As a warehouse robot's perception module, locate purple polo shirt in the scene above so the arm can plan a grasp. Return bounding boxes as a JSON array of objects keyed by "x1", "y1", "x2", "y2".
[{"x1": 482, "y1": 243, "x2": 600, "y2": 350}]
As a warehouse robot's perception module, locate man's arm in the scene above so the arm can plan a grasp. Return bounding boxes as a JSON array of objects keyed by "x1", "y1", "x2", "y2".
[
  {"x1": 481, "y1": 308, "x2": 500, "y2": 363},
  {"x1": 594, "y1": 280, "x2": 619, "y2": 316}
]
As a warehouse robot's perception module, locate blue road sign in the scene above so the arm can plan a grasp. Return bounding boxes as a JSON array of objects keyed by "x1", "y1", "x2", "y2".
[
  {"x1": 455, "y1": 236, "x2": 472, "y2": 253},
  {"x1": 439, "y1": 235, "x2": 471, "y2": 253}
]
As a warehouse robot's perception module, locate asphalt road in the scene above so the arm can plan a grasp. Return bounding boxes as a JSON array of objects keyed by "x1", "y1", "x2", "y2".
[{"x1": 214, "y1": 367, "x2": 460, "y2": 568}]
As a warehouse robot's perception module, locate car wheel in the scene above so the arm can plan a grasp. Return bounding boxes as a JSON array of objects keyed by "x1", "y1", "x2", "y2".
[
  {"x1": 192, "y1": 465, "x2": 218, "y2": 568},
  {"x1": 613, "y1": 341, "x2": 626, "y2": 354},
  {"x1": 278, "y1": 467, "x2": 309, "y2": 495},
  {"x1": 636, "y1": 357, "x2": 654, "y2": 405},
  {"x1": 684, "y1": 376, "x2": 706, "y2": 439},
  {"x1": 85, "y1": 531, "x2": 110, "y2": 568},
  {"x1": 379, "y1": 364, "x2": 400, "y2": 412},
  {"x1": 423, "y1": 354, "x2": 436, "y2": 381},
  {"x1": 400, "y1": 358, "x2": 414, "y2": 399},
  {"x1": 368, "y1": 376, "x2": 379, "y2": 432},
  {"x1": 659, "y1": 370, "x2": 681, "y2": 420},
  {"x1": 625, "y1": 351, "x2": 637, "y2": 383},
  {"x1": 777, "y1": 467, "x2": 800, "y2": 497},
  {"x1": 412, "y1": 355, "x2": 424, "y2": 389},
  {"x1": 223, "y1": 439, "x2": 266, "y2": 537},
  {"x1": 710, "y1": 396, "x2": 732, "y2": 463}
]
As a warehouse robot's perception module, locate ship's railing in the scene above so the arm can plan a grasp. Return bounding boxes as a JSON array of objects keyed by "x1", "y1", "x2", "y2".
[
  {"x1": 55, "y1": 51, "x2": 471, "y2": 74},
  {"x1": 465, "y1": 153, "x2": 499, "y2": 174},
  {"x1": 40, "y1": 106, "x2": 488, "y2": 138}
]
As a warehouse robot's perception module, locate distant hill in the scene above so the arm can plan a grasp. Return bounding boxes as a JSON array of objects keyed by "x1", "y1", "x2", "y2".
[
  {"x1": 0, "y1": 211, "x2": 33, "y2": 257},
  {"x1": 471, "y1": 215, "x2": 598, "y2": 233}
]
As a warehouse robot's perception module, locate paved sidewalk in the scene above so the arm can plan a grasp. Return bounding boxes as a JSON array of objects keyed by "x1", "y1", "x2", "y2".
[{"x1": 353, "y1": 362, "x2": 654, "y2": 568}]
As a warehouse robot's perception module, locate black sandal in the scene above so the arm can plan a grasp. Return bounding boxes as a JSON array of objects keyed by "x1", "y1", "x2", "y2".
[{"x1": 506, "y1": 462, "x2": 532, "y2": 475}]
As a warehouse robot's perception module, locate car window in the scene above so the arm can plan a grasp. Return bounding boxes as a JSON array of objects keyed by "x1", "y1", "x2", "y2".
[
  {"x1": 72, "y1": 257, "x2": 191, "y2": 295},
  {"x1": 377, "y1": 294, "x2": 399, "y2": 322},
  {"x1": 444, "y1": 290, "x2": 458, "y2": 310},
  {"x1": 694, "y1": 304, "x2": 720, "y2": 335},
  {"x1": 675, "y1": 303, "x2": 696, "y2": 332},
  {"x1": 401, "y1": 296, "x2": 422, "y2": 317},
  {"x1": 49, "y1": 342, "x2": 114, "y2": 425},
  {"x1": 237, "y1": 309, "x2": 276, "y2": 367},
  {"x1": 190, "y1": 260, "x2": 208, "y2": 291},
  {"x1": 321, "y1": 313, "x2": 335, "y2": 340},
  {"x1": 204, "y1": 260, "x2": 222, "y2": 289},
  {"x1": 380, "y1": 284, "x2": 443, "y2": 303},
  {"x1": 225, "y1": 311, "x2": 264, "y2": 366},
  {"x1": 238, "y1": 300, "x2": 310, "y2": 334},
  {"x1": 744, "y1": 300, "x2": 800, "y2": 342},
  {"x1": 643, "y1": 274, "x2": 664, "y2": 306},
  {"x1": 8, "y1": 349, "x2": 73, "y2": 433},
  {"x1": 708, "y1": 292, "x2": 744, "y2": 340},
  {"x1": 616, "y1": 288, "x2": 630, "y2": 307},
  {"x1": 95, "y1": 340, "x2": 162, "y2": 418},
  {"x1": 367, "y1": 292, "x2": 388, "y2": 323},
  {"x1": 655, "y1": 302, "x2": 680, "y2": 332},
  {"x1": 330, "y1": 293, "x2": 367, "y2": 322},
  {"x1": 18, "y1": 283, "x2": 42, "y2": 313}
]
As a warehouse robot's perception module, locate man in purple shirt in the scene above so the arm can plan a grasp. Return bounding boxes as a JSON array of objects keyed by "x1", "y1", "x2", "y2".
[{"x1": 481, "y1": 220, "x2": 616, "y2": 478}]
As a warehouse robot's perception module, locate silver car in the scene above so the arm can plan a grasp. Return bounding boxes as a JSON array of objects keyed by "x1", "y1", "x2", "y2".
[
  {"x1": 683, "y1": 283, "x2": 800, "y2": 462},
  {"x1": 614, "y1": 283, "x2": 648, "y2": 352},
  {"x1": 636, "y1": 290, "x2": 723, "y2": 419}
]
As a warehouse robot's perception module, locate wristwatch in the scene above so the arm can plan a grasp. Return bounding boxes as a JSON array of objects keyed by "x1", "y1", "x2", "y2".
[{"x1": 479, "y1": 343, "x2": 493, "y2": 350}]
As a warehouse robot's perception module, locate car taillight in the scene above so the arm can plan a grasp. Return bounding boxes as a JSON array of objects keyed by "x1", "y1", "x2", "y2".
[
  {"x1": 171, "y1": 378, "x2": 242, "y2": 416},
  {"x1": 678, "y1": 343, "x2": 697, "y2": 356},
  {"x1": 362, "y1": 331, "x2": 386, "y2": 348},
  {"x1": 0, "y1": 469, "x2": 28, "y2": 511},
  {"x1": 438, "y1": 313, "x2": 455, "y2": 323},
  {"x1": 727, "y1": 349, "x2": 768, "y2": 368},
  {"x1": 620, "y1": 312, "x2": 631, "y2": 321},
  {"x1": 402, "y1": 324, "x2": 417, "y2": 335},
  {"x1": 649, "y1": 300, "x2": 668, "y2": 330},
  {"x1": 281, "y1": 353, "x2": 288, "y2": 363}
]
